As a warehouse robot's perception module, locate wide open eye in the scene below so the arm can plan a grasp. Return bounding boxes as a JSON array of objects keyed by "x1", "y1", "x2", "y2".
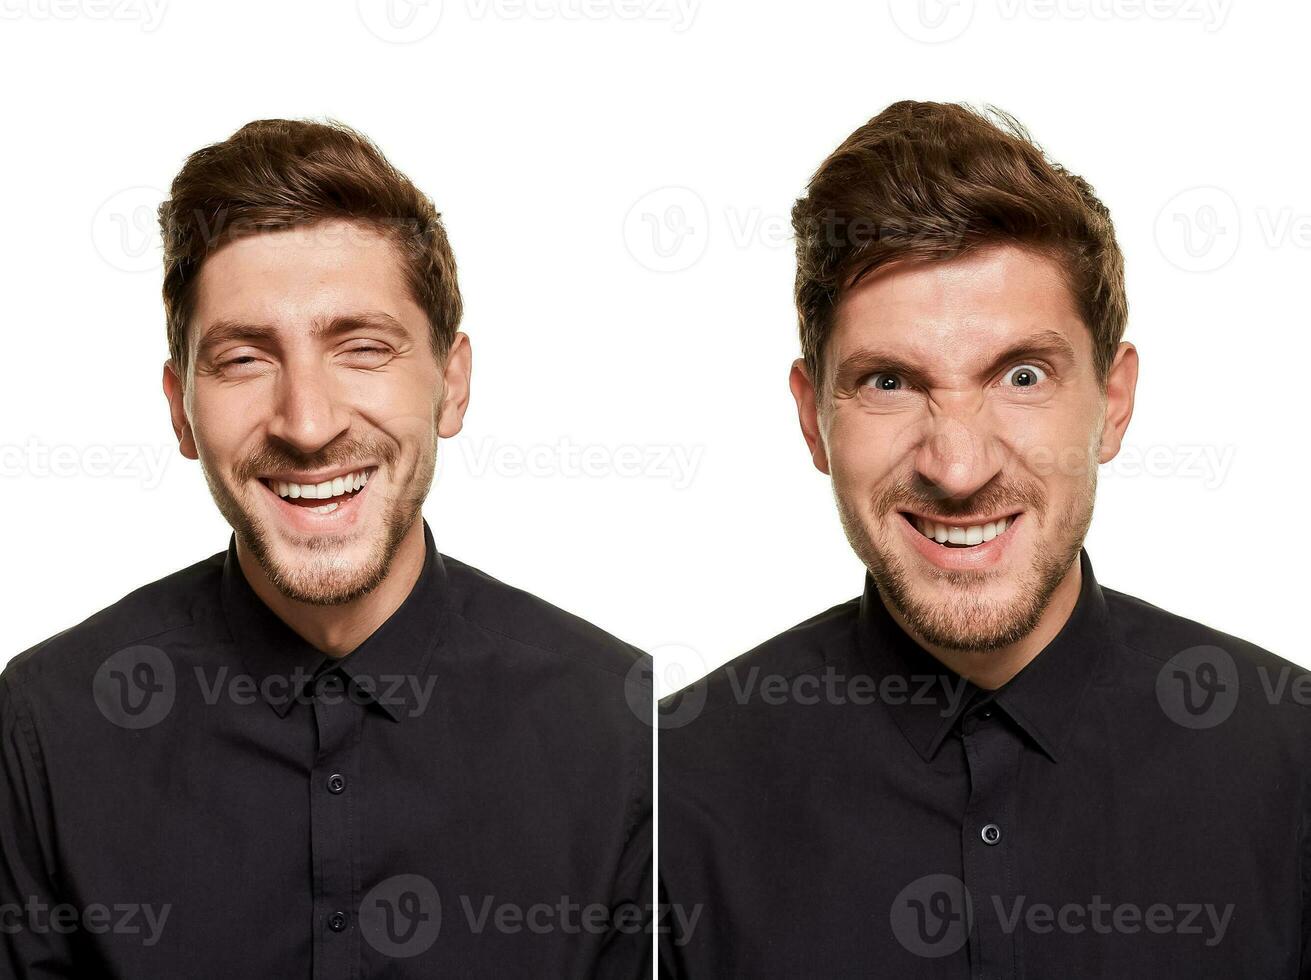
[
  {"x1": 1000, "y1": 364, "x2": 1047, "y2": 388},
  {"x1": 863, "y1": 372, "x2": 907, "y2": 392}
]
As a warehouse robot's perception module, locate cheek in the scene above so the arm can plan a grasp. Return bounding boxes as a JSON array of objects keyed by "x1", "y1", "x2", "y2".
[
  {"x1": 997, "y1": 404, "x2": 1099, "y2": 488},
  {"x1": 825, "y1": 412, "x2": 903, "y2": 490},
  {"x1": 996, "y1": 408, "x2": 1101, "y2": 497},
  {"x1": 189, "y1": 386, "x2": 257, "y2": 460},
  {"x1": 356, "y1": 376, "x2": 442, "y2": 446}
]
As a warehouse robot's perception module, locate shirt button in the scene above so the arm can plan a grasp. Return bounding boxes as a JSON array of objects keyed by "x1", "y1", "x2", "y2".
[
  {"x1": 981, "y1": 823, "x2": 1002, "y2": 845},
  {"x1": 980, "y1": 707, "x2": 993, "y2": 719},
  {"x1": 328, "y1": 911, "x2": 348, "y2": 932},
  {"x1": 327, "y1": 773, "x2": 346, "y2": 794}
]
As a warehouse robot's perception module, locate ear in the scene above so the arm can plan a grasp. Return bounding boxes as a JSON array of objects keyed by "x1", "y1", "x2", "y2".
[
  {"x1": 437, "y1": 332, "x2": 472, "y2": 439},
  {"x1": 162, "y1": 360, "x2": 198, "y2": 460},
  {"x1": 789, "y1": 358, "x2": 830, "y2": 475},
  {"x1": 1097, "y1": 341, "x2": 1138, "y2": 464}
]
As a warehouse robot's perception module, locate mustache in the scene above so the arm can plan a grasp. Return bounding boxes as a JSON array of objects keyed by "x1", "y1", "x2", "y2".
[
  {"x1": 875, "y1": 477, "x2": 1046, "y2": 522},
  {"x1": 235, "y1": 440, "x2": 398, "y2": 482}
]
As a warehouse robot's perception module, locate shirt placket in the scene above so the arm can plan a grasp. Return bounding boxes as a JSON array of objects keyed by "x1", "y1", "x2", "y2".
[
  {"x1": 960, "y1": 708, "x2": 1021, "y2": 980},
  {"x1": 310, "y1": 668, "x2": 362, "y2": 980}
]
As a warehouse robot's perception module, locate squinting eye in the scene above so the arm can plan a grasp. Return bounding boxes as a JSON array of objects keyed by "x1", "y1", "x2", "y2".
[
  {"x1": 1001, "y1": 364, "x2": 1047, "y2": 388},
  {"x1": 863, "y1": 372, "x2": 906, "y2": 392},
  {"x1": 343, "y1": 346, "x2": 391, "y2": 362}
]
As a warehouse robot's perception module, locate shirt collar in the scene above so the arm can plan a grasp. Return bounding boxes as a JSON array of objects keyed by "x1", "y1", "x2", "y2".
[
  {"x1": 219, "y1": 518, "x2": 448, "y2": 722},
  {"x1": 855, "y1": 547, "x2": 1111, "y2": 764}
]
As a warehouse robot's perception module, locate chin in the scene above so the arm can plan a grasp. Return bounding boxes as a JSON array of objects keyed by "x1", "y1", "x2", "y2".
[
  {"x1": 259, "y1": 535, "x2": 389, "y2": 606},
  {"x1": 902, "y1": 581, "x2": 1044, "y2": 652},
  {"x1": 232, "y1": 495, "x2": 389, "y2": 606}
]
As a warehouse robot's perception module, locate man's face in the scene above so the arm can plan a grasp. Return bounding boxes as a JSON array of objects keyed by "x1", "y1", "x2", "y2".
[
  {"x1": 164, "y1": 219, "x2": 469, "y2": 606},
  {"x1": 791, "y1": 244, "x2": 1136, "y2": 652}
]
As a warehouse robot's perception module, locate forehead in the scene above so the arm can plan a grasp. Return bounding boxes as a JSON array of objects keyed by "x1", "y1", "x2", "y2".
[
  {"x1": 828, "y1": 244, "x2": 1089, "y2": 371},
  {"x1": 191, "y1": 218, "x2": 420, "y2": 334}
]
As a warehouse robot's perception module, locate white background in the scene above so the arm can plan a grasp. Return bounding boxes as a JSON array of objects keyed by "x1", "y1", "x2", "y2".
[{"x1": 1, "y1": 0, "x2": 1307, "y2": 691}]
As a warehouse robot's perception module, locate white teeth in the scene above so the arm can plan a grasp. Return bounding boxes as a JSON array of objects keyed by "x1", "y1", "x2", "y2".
[
  {"x1": 268, "y1": 468, "x2": 374, "y2": 502},
  {"x1": 916, "y1": 515, "x2": 1014, "y2": 547},
  {"x1": 309, "y1": 502, "x2": 339, "y2": 514}
]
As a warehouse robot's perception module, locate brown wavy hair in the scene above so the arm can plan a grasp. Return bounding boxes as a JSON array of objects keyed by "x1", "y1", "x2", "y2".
[
  {"x1": 791, "y1": 101, "x2": 1126, "y2": 388},
  {"x1": 158, "y1": 117, "x2": 461, "y2": 378}
]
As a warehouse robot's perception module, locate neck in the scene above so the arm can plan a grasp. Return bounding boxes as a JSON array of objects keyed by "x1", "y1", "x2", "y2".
[
  {"x1": 236, "y1": 520, "x2": 427, "y2": 658},
  {"x1": 886, "y1": 555, "x2": 1083, "y2": 690}
]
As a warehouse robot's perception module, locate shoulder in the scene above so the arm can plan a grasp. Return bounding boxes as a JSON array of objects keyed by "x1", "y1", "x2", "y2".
[
  {"x1": 2, "y1": 550, "x2": 223, "y2": 702},
  {"x1": 1105, "y1": 584, "x2": 1306, "y2": 680},
  {"x1": 660, "y1": 595, "x2": 861, "y2": 729},
  {"x1": 439, "y1": 553, "x2": 647, "y2": 680},
  {"x1": 437, "y1": 555, "x2": 651, "y2": 795},
  {"x1": 1102, "y1": 585, "x2": 1311, "y2": 743}
]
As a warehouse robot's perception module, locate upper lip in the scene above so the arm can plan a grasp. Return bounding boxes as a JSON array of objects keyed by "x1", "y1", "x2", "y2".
[
  {"x1": 260, "y1": 464, "x2": 377, "y2": 485},
  {"x1": 900, "y1": 508, "x2": 1022, "y2": 527}
]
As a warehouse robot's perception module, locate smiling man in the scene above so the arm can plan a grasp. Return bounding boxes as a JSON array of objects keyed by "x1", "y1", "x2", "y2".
[
  {"x1": 659, "y1": 102, "x2": 1310, "y2": 977},
  {"x1": 0, "y1": 119, "x2": 651, "y2": 977}
]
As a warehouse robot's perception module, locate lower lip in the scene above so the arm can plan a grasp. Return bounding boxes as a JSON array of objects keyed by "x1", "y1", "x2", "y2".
[
  {"x1": 258, "y1": 474, "x2": 373, "y2": 535},
  {"x1": 897, "y1": 511, "x2": 1023, "y2": 571}
]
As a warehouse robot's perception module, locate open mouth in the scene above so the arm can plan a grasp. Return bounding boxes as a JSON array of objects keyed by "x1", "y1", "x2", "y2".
[
  {"x1": 900, "y1": 510, "x2": 1022, "y2": 550},
  {"x1": 259, "y1": 467, "x2": 376, "y2": 515}
]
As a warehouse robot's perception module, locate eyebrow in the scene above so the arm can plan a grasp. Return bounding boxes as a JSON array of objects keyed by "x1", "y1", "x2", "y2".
[
  {"x1": 832, "y1": 329, "x2": 1079, "y2": 390},
  {"x1": 196, "y1": 311, "x2": 411, "y2": 358}
]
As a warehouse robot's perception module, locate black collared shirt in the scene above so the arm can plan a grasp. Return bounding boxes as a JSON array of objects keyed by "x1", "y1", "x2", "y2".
[
  {"x1": 660, "y1": 549, "x2": 1311, "y2": 978},
  {"x1": 1, "y1": 519, "x2": 651, "y2": 978}
]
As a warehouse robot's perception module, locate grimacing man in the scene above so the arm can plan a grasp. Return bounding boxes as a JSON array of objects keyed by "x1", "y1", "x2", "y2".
[
  {"x1": 0, "y1": 119, "x2": 651, "y2": 978},
  {"x1": 659, "y1": 102, "x2": 1310, "y2": 977}
]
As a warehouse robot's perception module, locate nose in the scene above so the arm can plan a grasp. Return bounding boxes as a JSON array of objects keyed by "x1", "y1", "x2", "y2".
[
  {"x1": 263, "y1": 355, "x2": 351, "y2": 457},
  {"x1": 911, "y1": 404, "x2": 1004, "y2": 506}
]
